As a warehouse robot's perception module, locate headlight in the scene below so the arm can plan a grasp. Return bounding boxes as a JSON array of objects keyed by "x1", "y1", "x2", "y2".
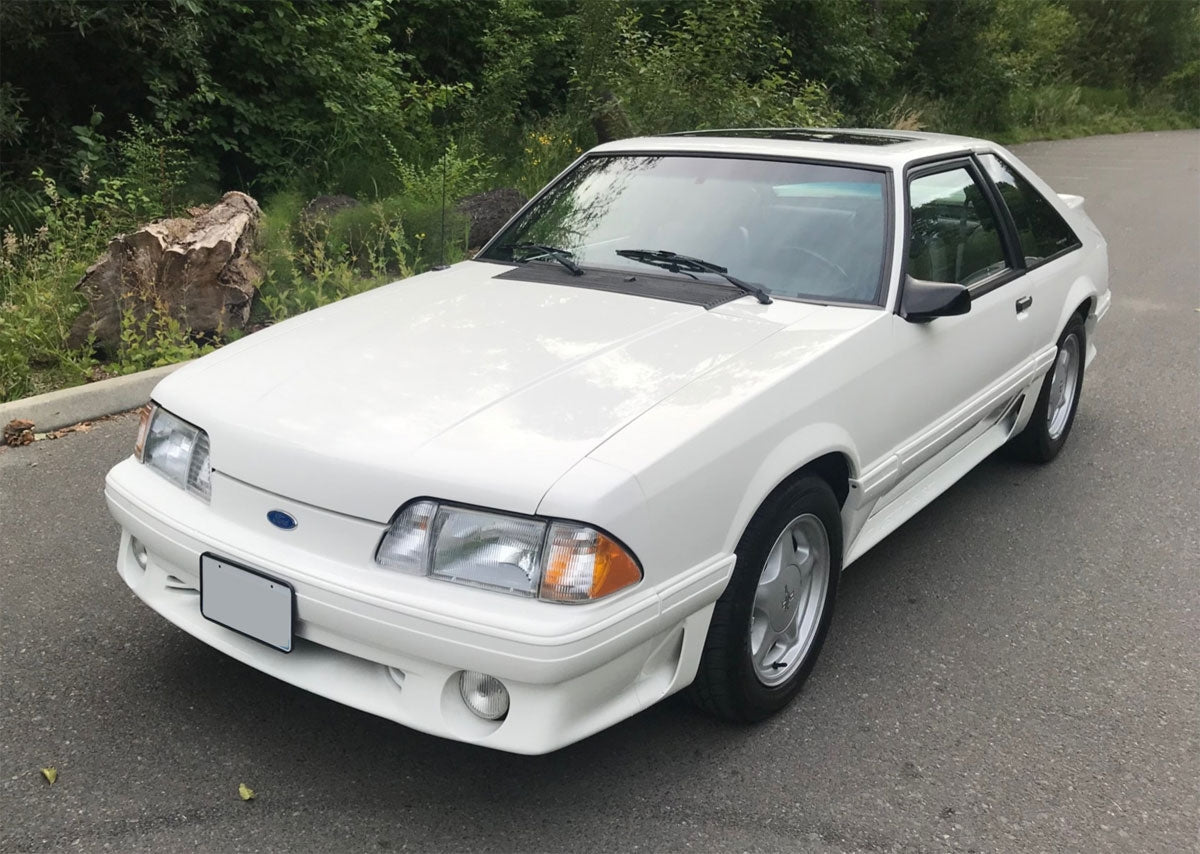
[
  {"x1": 136, "y1": 404, "x2": 212, "y2": 501},
  {"x1": 375, "y1": 501, "x2": 641, "y2": 602}
]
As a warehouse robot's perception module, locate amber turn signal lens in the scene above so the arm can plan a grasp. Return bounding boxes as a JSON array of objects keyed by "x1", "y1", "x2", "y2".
[
  {"x1": 134, "y1": 404, "x2": 156, "y2": 461},
  {"x1": 591, "y1": 535, "x2": 642, "y2": 598},
  {"x1": 540, "y1": 523, "x2": 642, "y2": 602}
]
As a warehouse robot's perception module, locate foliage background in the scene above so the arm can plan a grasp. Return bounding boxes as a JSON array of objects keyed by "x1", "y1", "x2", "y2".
[{"x1": 1, "y1": 0, "x2": 1197, "y2": 400}]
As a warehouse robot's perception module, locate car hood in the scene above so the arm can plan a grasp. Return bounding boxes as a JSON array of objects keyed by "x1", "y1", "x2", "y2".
[{"x1": 153, "y1": 262, "x2": 794, "y2": 521}]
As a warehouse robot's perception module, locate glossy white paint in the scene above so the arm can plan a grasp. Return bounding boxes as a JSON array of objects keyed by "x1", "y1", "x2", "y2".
[
  {"x1": 105, "y1": 130, "x2": 1110, "y2": 753},
  {"x1": 151, "y1": 264, "x2": 788, "y2": 522}
]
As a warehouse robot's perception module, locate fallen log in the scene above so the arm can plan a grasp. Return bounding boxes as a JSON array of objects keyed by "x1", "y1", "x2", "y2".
[{"x1": 69, "y1": 191, "x2": 262, "y2": 353}]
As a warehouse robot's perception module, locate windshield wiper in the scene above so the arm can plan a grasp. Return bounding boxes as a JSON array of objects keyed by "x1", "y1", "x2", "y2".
[
  {"x1": 502, "y1": 242, "x2": 583, "y2": 276},
  {"x1": 615, "y1": 249, "x2": 772, "y2": 304}
]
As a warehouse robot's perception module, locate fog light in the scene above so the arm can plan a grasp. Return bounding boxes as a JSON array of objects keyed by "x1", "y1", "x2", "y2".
[
  {"x1": 458, "y1": 671, "x2": 509, "y2": 721},
  {"x1": 131, "y1": 537, "x2": 149, "y2": 569}
]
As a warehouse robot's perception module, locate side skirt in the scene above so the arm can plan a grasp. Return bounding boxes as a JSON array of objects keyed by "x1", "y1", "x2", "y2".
[{"x1": 842, "y1": 379, "x2": 1041, "y2": 568}]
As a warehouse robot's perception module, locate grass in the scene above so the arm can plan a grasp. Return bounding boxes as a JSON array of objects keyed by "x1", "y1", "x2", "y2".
[
  {"x1": 995, "y1": 85, "x2": 1198, "y2": 144},
  {"x1": 871, "y1": 85, "x2": 1198, "y2": 144}
]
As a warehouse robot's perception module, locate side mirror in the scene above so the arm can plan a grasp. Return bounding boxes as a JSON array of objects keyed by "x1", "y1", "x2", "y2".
[{"x1": 900, "y1": 276, "x2": 972, "y2": 323}]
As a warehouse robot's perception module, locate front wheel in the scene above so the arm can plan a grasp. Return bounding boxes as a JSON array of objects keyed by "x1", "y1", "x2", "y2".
[
  {"x1": 688, "y1": 475, "x2": 841, "y2": 722},
  {"x1": 1007, "y1": 315, "x2": 1086, "y2": 463}
]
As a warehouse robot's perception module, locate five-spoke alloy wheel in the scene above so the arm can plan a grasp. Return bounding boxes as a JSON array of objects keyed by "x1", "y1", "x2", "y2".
[
  {"x1": 750, "y1": 514, "x2": 831, "y2": 686},
  {"x1": 689, "y1": 475, "x2": 841, "y2": 722},
  {"x1": 1009, "y1": 314, "x2": 1087, "y2": 462}
]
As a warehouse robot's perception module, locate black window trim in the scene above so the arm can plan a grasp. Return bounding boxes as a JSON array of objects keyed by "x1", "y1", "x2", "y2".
[
  {"x1": 974, "y1": 150, "x2": 1084, "y2": 275},
  {"x1": 475, "y1": 150, "x2": 896, "y2": 310},
  {"x1": 897, "y1": 152, "x2": 1026, "y2": 312}
]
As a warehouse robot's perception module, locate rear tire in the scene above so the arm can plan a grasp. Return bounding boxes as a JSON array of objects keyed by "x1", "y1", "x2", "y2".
[
  {"x1": 1007, "y1": 315, "x2": 1086, "y2": 463},
  {"x1": 688, "y1": 475, "x2": 841, "y2": 722}
]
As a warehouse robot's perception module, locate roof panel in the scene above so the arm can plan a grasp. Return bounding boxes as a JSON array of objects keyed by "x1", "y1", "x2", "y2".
[
  {"x1": 591, "y1": 128, "x2": 988, "y2": 168},
  {"x1": 671, "y1": 128, "x2": 915, "y2": 146}
]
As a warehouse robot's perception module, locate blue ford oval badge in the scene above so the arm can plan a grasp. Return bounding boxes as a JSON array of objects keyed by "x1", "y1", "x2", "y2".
[{"x1": 267, "y1": 510, "x2": 298, "y2": 530}]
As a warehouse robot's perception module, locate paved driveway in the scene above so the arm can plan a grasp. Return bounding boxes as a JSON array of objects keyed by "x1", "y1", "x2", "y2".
[{"x1": 2, "y1": 131, "x2": 1197, "y2": 853}]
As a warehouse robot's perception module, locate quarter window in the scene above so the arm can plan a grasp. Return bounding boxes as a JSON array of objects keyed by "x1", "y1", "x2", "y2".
[
  {"x1": 979, "y1": 153, "x2": 1080, "y2": 264},
  {"x1": 907, "y1": 167, "x2": 1009, "y2": 286}
]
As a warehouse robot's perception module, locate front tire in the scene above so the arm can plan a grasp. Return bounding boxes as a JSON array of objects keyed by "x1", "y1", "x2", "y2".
[
  {"x1": 1008, "y1": 315, "x2": 1086, "y2": 463},
  {"x1": 688, "y1": 475, "x2": 841, "y2": 722}
]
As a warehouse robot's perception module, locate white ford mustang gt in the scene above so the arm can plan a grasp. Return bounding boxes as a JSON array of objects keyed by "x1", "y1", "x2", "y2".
[{"x1": 105, "y1": 128, "x2": 1109, "y2": 754}]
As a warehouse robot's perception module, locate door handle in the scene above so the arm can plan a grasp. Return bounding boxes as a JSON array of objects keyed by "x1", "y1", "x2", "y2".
[{"x1": 1015, "y1": 295, "x2": 1033, "y2": 313}]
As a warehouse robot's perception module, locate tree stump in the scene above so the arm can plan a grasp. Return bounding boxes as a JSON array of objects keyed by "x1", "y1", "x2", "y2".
[{"x1": 68, "y1": 191, "x2": 263, "y2": 353}]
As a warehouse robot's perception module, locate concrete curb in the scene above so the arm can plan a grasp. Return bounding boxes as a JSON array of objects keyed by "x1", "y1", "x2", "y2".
[{"x1": 0, "y1": 362, "x2": 192, "y2": 432}]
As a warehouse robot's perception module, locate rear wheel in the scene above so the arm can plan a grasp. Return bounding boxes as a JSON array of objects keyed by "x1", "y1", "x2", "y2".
[
  {"x1": 1008, "y1": 315, "x2": 1085, "y2": 463},
  {"x1": 688, "y1": 475, "x2": 841, "y2": 722}
]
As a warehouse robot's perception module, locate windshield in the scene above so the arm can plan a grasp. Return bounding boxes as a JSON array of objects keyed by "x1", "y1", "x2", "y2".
[{"x1": 480, "y1": 155, "x2": 889, "y2": 304}]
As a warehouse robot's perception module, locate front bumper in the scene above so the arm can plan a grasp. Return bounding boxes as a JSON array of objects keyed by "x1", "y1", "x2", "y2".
[{"x1": 104, "y1": 458, "x2": 733, "y2": 754}]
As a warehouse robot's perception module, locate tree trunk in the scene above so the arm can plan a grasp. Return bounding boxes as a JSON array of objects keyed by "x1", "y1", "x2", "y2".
[{"x1": 69, "y1": 191, "x2": 263, "y2": 354}]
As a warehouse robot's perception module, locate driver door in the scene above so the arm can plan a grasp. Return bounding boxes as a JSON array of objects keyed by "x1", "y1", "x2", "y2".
[{"x1": 873, "y1": 156, "x2": 1043, "y2": 510}]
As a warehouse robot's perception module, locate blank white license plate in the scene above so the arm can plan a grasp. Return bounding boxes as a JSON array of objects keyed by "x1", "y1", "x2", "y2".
[{"x1": 200, "y1": 554, "x2": 294, "y2": 652}]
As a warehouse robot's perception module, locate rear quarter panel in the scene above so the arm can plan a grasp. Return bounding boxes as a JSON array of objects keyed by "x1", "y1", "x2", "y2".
[{"x1": 985, "y1": 144, "x2": 1110, "y2": 338}]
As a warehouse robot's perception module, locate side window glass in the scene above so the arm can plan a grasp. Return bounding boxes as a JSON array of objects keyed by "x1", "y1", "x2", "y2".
[
  {"x1": 979, "y1": 153, "x2": 1080, "y2": 265},
  {"x1": 908, "y1": 167, "x2": 1009, "y2": 286}
]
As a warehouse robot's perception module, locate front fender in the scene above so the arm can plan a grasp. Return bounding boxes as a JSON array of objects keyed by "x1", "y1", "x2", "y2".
[{"x1": 726, "y1": 424, "x2": 859, "y2": 557}]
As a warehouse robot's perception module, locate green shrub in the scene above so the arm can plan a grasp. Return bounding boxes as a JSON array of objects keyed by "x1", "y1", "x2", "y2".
[
  {"x1": 253, "y1": 192, "x2": 469, "y2": 325},
  {"x1": 463, "y1": 0, "x2": 579, "y2": 161},
  {"x1": 984, "y1": 0, "x2": 1078, "y2": 92},
  {"x1": 1162, "y1": 59, "x2": 1200, "y2": 120},
  {"x1": 0, "y1": 225, "x2": 92, "y2": 401},
  {"x1": 116, "y1": 302, "x2": 214, "y2": 375},
  {"x1": 388, "y1": 141, "x2": 496, "y2": 206},
  {"x1": 0, "y1": 120, "x2": 198, "y2": 400},
  {"x1": 514, "y1": 117, "x2": 585, "y2": 198},
  {"x1": 995, "y1": 84, "x2": 1192, "y2": 143},
  {"x1": 602, "y1": 0, "x2": 840, "y2": 134}
]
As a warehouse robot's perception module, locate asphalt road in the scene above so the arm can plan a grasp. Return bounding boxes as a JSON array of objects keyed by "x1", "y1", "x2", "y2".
[{"x1": 2, "y1": 131, "x2": 1197, "y2": 854}]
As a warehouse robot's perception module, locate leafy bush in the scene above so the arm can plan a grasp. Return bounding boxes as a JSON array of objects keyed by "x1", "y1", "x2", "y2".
[
  {"x1": 116, "y1": 302, "x2": 214, "y2": 375},
  {"x1": 766, "y1": 0, "x2": 924, "y2": 117},
  {"x1": 0, "y1": 120, "x2": 198, "y2": 400},
  {"x1": 0, "y1": 225, "x2": 91, "y2": 401},
  {"x1": 902, "y1": 0, "x2": 1012, "y2": 131},
  {"x1": 389, "y1": 141, "x2": 496, "y2": 206},
  {"x1": 253, "y1": 193, "x2": 469, "y2": 325},
  {"x1": 1066, "y1": 0, "x2": 1200, "y2": 90},
  {"x1": 602, "y1": 0, "x2": 840, "y2": 134},
  {"x1": 464, "y1": 0, "x2": 578, "y2": 159},
  {"x1": 515, "y1": 119, "x2": 585, "y2": 198},
  {"x1": 0, "y1": 0, "x2": 466, "y2": 193},
  {"x1": 1162, "y1": 59, "x2": 1200, "y2": 120},
  {"x1": 984, "y1": 0, "x2": 1078, "y2": 91}
]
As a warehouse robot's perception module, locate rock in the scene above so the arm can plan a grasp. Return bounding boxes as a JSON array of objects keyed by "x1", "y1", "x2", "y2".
[
  {"x1": 455, "y1": 188, "x2": 528, "y2": 251},
  {"x1": 68, "y1": 191, "x2": 262, "y2": 352},
  {"x1": 301, "y1": 194, "x2": 360, "y2": 224}
]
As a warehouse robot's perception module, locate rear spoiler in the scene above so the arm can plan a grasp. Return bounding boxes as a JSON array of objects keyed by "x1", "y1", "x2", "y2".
[{"x1": 1057, "y1": 193, "x2": 1085, "y2": 210}]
